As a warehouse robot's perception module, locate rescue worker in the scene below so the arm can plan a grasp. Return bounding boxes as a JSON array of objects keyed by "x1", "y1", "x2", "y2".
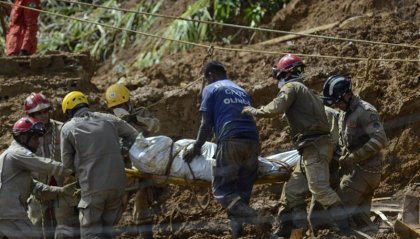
[
  {"x1": 105, "y1": 83, "x2": 160, "y2": 239},
  {"x1": 183, "y1": 60, "x2": 269, "y2": 239},
  {"x1": 322, "y1": 74, "x2": 387, "y2": 232},
  {"x1": 60, "y1": 91, "x2": 139, "y2": 239},
  {"x1": 24, "y1": 92, "x2": 80, "y2": 239},
  {"x1": 242, "y1": 54, "x2": 352, "y2": 237},
  {"x1": 0, "y1": 116, "x2": 74, "y2": 239},
  {"x1": 105, "y1": 83, "x2": 160, "y2": 136},
  {"x1": 6, "y1": 0, "x2": 41, "y2": 56}
]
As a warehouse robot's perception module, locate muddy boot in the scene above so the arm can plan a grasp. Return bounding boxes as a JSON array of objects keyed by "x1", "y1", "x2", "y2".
[
  {"x1": 308, "y1": 200, "x2": 332, "y2": 236},
  {"x1": 273, "y1": 206, "x2": 293, "y2": 238},
  {"x1": 327, "y1": 203, "x2": 353, "y2": 236},
  {"x1": 138, "y1": 224, "x2": 154, "y2": 239},
  {"x1": 227, "y1": 198, "x2": 271, "y2": 238},
  {"x1": 230, "y1": 218, "x2": 243, "y2": 239},
  {"x1": 353, "y1": 212, "x2": 378, "y2": 233},
  {"x1": 291, "y1": 204, "x2": 308, "y2": 232}
]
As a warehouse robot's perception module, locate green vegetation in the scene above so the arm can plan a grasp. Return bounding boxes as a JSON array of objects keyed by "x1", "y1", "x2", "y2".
[{"x1": 0, "y1": 0, "x2": 288, "y2": 70}]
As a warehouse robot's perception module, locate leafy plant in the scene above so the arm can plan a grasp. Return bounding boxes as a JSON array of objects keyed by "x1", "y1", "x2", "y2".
[{"x1": 135, "y1": 0, "x2": 211, "y2": 68}]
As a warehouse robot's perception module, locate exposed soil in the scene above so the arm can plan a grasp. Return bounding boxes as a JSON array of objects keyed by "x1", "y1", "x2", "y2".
[{"x1": 0, "y1": 0, "x2": 419, "y2": 238}]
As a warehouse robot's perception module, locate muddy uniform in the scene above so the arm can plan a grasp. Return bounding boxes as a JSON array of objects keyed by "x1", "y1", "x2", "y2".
[
  {"x1": 0, "y1": 141, "x2": 68, "y2": 239},
  {"x1": 336, "y1": 96, "x2": 387, "y2": 230},
  {"x1": 61, "y1": 108, "x2": 138, "y2": 239},
  {"x1": 252, "y1": 81, "x2": 341, "y2": 229},
  {"x1": 121, "y1": 107, "x2": 160, "y2": 239},
  {"x1": 307, "y1": 106, "x2": 340, "y2": 232},
  {"x1": 6, "y1": 0, "x2": 40, "y2": 55},
  {"x1": 28, "y1": 119, "x2": 80, "y2": 239}
]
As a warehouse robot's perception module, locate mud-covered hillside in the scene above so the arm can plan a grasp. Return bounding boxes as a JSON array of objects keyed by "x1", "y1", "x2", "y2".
[
  {"x1": 93, "y1": 0, "x2": 420, "y2": 196},
  {"x1": 0, "y1": 0, "x2": 418, "y2": 238}
]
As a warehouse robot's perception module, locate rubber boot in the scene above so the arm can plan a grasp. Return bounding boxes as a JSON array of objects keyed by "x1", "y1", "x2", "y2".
[
  {"x1": 273, "y1": 206, "x2": 293, "y2": 238},
  {"x1": 227, "y1": 199, "x2": 271, "y2": 238},
  {"x1": 327, "y1": 203, "x2": 353, "y2": 236},
  {"x1": 230, "y1": 218, "x2": 243, "y2": 239},
  {"x1": 308, "y1": 200, "x2": 333, "y2": 236},
  {"x1": 291, "y1": 204, "x2": 308, "y2": 232}
]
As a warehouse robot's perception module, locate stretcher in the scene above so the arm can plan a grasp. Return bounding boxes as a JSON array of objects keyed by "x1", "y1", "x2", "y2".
[{"x1": 125, "y1": 135, "x2": 300, "y2": 187}]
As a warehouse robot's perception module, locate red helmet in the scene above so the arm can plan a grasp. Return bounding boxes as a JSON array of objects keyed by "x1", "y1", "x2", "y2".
[
  {"x1": 24, "y1": 92, "x2": 51, "y2": 114},
  {"x1": 272, "y1": 54, "x2": 305, "y2": 80},
  {"x1": 12, "y1": 116, "x2": 46, "y2": 137}
]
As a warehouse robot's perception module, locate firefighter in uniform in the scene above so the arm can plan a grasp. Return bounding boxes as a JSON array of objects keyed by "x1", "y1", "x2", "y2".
[
  {"x1": 0, "y1": 117, "x2": 74, "y2": 239},
  {"x1": 105, "y1": 83, "x2": 160, "y2": 239},
  {"x1": 242, "y1": 54, "x2": 352, "y2": 237},
  {"x1": 6, "y1": 0, "x2": 41, "y2": 56},
  {"x1": 322, "y1": 74, "x2": 387, "y2": 232},
  {"x1": 24, "y1": 92, "x2": 80, "y2": 239},
  {"x1": 60, "y1": 91, "x2": 139, "y2": 239}
]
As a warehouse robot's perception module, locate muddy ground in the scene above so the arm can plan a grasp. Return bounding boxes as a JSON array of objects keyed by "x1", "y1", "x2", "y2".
[{"x1": 0, "y1": 0, "x2": 419, "y2": 238}]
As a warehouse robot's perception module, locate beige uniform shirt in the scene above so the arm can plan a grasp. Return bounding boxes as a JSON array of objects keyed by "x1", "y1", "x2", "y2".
[
  {"x1": 254, "y1": 81, "x2": 330, "y2": 143},
  {"x1": 325, "y1": 106, "x2": 339, "y2": 146},
  {"x1": 0, "y1": 141, "x2": 66, "y2": 219},
  {"x1": 338, "y1": 96, "x2": 388, "y2": 170},
  {"x1": 61, "y1": 108, "x2": 138, "y2": 197}
]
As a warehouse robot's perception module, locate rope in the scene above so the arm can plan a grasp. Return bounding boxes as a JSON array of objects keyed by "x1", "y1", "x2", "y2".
[
  {"x1": 55, "y1": 0, "x2": 420, "y2": 50},
  {"x1": 1, "y1": 1, "x2": 419, "y2": 64}
]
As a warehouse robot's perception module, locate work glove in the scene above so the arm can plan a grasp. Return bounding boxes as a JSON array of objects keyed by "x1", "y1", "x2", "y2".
[
  {"x1": 18, "y1": 49, "x2": 29, "y2": 56},
  {"x1": 63, "y1": 168, "x2": 73, "y2": 176},
  {"x1": 183, "y1": 144, "x2": 201, "y2": 164},
  {"x1": 59, "y1": 181, "x2": 78, "y2": 197},
  {"x1": 136, "y1": 116, "x2": 160, "y2": 134},
  {"x1": 241, "y1": 106, "x2": 258, "y2": 116},
  {"x1": 339, "y1": 153, "x2": 356, "y2": 175}
]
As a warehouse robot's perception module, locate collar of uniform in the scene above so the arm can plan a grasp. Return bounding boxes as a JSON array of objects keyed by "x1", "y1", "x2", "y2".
[
  {"x1": 73, "y1": 107, "x2": 90, "y2": 117},
  {"x1": 347, "y1": 95, "x2": 361, "y2": 113}
]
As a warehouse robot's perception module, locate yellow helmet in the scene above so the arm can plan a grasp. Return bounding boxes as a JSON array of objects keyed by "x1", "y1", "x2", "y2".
[
  {"x1": 105, "y1": 83, "x2": 130, "y2": 108},
  {"x1": 62, "y1": 91, "x2": 89, "y2": 114}
]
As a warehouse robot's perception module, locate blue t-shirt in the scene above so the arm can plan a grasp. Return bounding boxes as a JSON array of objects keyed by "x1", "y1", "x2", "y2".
[{"x1": 200, "y1": 79, "x2": 259, "y2": 142}]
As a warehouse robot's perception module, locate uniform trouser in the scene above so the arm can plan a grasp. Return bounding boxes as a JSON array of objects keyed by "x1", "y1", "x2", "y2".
[
  {"x1": 124, "y1": 176, "x2": 157, "y2": 238},
  {"x1": 27, "y1": 196, "x2": 56, "y2": 239},
  {"x1": 212, "y1": 138, "x2": 260, "y2": 236},
  {"x1": 337, "y1": 166, "x2": 381, "y2": 230},
  {"x1": 78, "y1": 189, "x2": 124, "y2": 239},
  {"x1": 54, "y1": 204, "x2": 80, "y2": 239},
  {"x1": 278, "y1": 137, "x2": 341, "y2": 230},
  {"x1": 133, "y1": 186, "x2": 158, "y2": 239},
  {"x1": 0, "y1": 219, "x2": 42, "y2": 239},
  {"x1": 28, "y1": 195, "x2": 80, "y2": 239}
]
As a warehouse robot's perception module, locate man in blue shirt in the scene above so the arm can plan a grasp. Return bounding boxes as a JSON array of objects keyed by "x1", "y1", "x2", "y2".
[{"x1": 183, "y1": 61, "x2": 269, "y2": 238}]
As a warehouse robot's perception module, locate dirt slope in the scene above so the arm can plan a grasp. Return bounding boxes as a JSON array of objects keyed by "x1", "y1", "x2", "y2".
[{"x1": 0, "y1": 0, "x2": 419, "y2": 238}]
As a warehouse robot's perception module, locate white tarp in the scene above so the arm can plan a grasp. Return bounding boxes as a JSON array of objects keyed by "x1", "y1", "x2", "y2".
[{"x1": 129, "y1": 134, "x2": 300, "y2": 182}]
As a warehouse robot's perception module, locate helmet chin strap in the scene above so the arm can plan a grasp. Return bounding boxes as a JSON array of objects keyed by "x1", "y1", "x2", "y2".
[
  {"x1": 285, "y1": 72, "x2": 305, "y2": 83},
  {"x1": 341, "y1": 94, "x2": 352, "y2": 111},
  {"x1": 18, "y1": 133, "x2": 37, "y2": 152}
]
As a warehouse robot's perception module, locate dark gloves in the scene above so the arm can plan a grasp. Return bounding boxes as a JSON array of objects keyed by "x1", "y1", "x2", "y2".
[
  {"x1": 18, "y1": 49, "x2": 29, "y2": 56},
  {"x1": 339, "y1": 153, "x2": 356, "y2": 175},
  {"x1": 183, "y1": 144, "x2": 201, "y2": 164}
]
